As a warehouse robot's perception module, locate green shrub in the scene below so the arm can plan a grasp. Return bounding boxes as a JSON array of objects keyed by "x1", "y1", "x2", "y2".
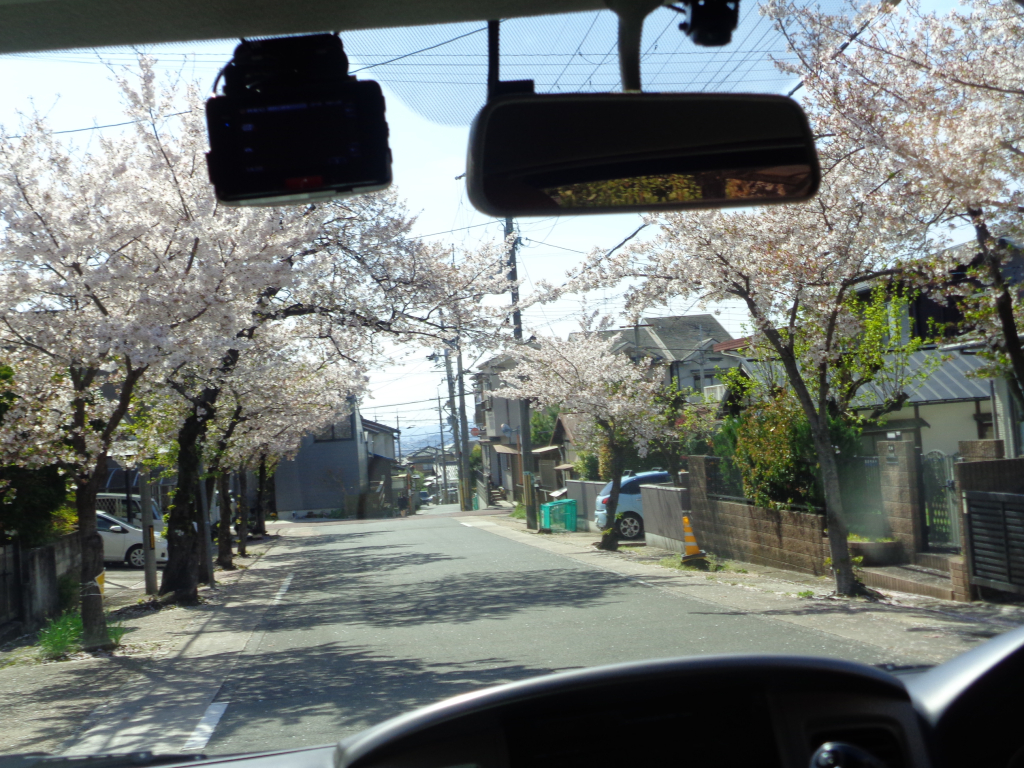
[
  {"x1": 37, "y1": 611, "x2": 82, "y2": 659},
  {"x1": 573, "y1": 452, "x2": 599, "y2": 481},
  {"x1": 510, "y1": 503, "x2": 526, "y2": 520},
  {"x1": 797, "y1": 590, "x2": 814, "y2": 598}
]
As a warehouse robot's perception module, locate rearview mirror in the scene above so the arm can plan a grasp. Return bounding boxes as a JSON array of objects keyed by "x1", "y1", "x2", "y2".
[
  {"x1": 467, "y1": 93, "x2": 820, "y2": 217},
  {"x1": 109, "y1": 525, "x2": 125, "y2": 533}
]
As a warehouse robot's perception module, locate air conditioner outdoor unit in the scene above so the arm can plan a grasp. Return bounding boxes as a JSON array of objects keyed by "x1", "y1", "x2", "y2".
[{"x1": 703, "y1": 384, "x2": 727, "y2": 402}]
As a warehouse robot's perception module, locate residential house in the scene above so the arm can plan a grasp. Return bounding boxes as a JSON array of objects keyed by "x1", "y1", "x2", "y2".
[
  {"x1": 474, "y1": 355, "x2": 529, "y2": 501},
  {"x1": 405, "y1": 445, "x2": 440, "y2": 475},
  {"x1": 718, "y1": 319, "x2": 997, "y2": 458},
  {"x1": 533, "y1": 412, "x2": 586, "y2": 500},
  {"x1": 594, "y1": 313, "x2": 741, "y2": 397},
  {"x1": 274, "y1": 407, "x2": 399, "y2": 518}
]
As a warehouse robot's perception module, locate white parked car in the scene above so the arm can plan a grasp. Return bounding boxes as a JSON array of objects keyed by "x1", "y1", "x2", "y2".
[
  {"x1": 594, "y1": 471, "x2": 673, "y2": 540},
  {"x1": 96, "y1": 511, "x2": 169, "y2": 568}
]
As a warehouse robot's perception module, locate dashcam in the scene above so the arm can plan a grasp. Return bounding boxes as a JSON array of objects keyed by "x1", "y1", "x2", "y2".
[{"x1": 205, "y1": 34, "x2": 392, "y2": 206}]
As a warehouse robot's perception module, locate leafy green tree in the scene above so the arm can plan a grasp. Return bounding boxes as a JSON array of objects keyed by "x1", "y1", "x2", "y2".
[{"x1": 530, "y1": 405, "x2": 560, "y2": 448}]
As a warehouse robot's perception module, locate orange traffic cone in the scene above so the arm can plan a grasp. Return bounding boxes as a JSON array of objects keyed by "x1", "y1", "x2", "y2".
[{"x1": 680, "y1": 515, "x2": 707, "y2": 563}]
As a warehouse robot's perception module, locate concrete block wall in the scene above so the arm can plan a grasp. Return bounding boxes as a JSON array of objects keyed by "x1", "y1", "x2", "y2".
[
  {"x1": 641, "y1": 485, "x2": 691, "y2": 553},
  {"x1": 685, "y1": 456, "x2": 828, "y2": 575},
  {"x1": 877, "y1": 440, "x2": 923, "y2": 557},
  {"x1": 566, "y1": 479, "x2": 605, "y2": 532},
  {"x1": 52, "y1": 533, "x2": 80, "y2": 580}
]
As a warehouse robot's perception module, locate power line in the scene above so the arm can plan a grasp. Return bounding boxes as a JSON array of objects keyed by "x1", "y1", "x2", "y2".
[{"x1": 349, "y1": 26, "x2": 488, "y2": 74}]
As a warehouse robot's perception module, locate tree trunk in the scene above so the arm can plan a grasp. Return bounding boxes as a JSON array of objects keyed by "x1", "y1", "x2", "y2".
[
  {"x1": 77, "y1": 456, "x2": 111, "y2": 650},
  {"x1": 160, "y1": 406, "x2": 206, "y2": 602},
  {"x1": 807, "y1": 415, "x2": 856, "y2": 595},
  {"x1": 237, "y1": 471, "x2": 249, "y2": 557},
  {"x1": 597, "y1": 432, "x2": 624, "y2": 552},
  {"x1": 216, "y1": 473, "x2": 234, "y2": 569},
  {"x1": 267, "y1": 469, "x2": 277, "y2": 521},
  {"x1": 198, "y1": 475, "x2": 216, "y2": 584},
  {"x1": 255, "y1": 457, "x2": 267, "y2": 535},
  {"x1": 754, "y1": 318, "x2": 857, "y2": 595}
]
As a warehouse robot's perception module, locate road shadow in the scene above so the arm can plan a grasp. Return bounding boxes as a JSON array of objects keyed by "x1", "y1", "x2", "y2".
[{"x1": 209, "y1": 642, "x2": 563, "y2": 747}]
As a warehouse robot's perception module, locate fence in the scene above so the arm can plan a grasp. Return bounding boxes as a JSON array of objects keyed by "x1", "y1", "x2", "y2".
[
  {"x1": 921, "y1": 451, "x2": 961, "y2": 550},
  {"x1": 703, "y1": 456, "x2": 746, "y2": 499},
  {"x1": 963, "y1": 490, "x2": 1024, "y2": 594}
]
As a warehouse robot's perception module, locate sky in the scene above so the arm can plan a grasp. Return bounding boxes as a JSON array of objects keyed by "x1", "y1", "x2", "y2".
[{"x1": 0, "y1": 0, "x2": 964, "y2": 452}]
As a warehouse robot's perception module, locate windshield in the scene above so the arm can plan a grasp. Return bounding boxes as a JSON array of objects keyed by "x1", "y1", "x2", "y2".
[{"x1": 1, "y1": 0, "x2": 1022, "y2": 761}]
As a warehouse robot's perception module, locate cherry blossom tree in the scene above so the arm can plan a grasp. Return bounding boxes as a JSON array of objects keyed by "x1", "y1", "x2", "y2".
[
  {"x1": 766, "y1": 0, "x2": 1024, "y2": 402},
  {"x1": 0, "y1": 59, "x2": 322, "y2": 645},
  {"x1": 545, "y1": 141, "x2": 933, "y2": 592},
  {"x1": 491, "y1": 326, "x2": 669, "y2": 551}
]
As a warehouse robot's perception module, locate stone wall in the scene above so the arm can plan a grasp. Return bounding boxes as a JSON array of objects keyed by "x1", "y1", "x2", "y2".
[
  {"x1": 686, "y1": 456, "x2": 829, "y2": 575},
  {"x1": 877, "y1": 439, "x2": 923, "y2": 557}
]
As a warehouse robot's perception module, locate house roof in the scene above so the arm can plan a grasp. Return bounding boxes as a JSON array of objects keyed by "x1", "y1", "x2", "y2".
[
  {"x1": 736, "y1": 349, "x2": 991, "y2": 407},
  {"x1": 552, "y1": 412, "x2": 585, "y2": 445},
  {"x1": 851, "y1": 349, "x2": 992, "y2": 407},
  {"x1": 591, "y1": 313, "x2": 733, "y2": 364}
]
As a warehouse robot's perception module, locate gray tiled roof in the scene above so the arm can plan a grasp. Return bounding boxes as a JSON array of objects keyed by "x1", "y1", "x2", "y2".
[{"x1": 739, "y1": 350, "x2": 991, "y2": 406}]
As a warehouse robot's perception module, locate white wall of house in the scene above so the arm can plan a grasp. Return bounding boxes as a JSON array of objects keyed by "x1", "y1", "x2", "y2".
[
  {"x1": 366, "y1": 430, "x2": 395, "y2": 459},
  {"x1": 873, "y1": 400, "x2": 991, "y2": 455}
]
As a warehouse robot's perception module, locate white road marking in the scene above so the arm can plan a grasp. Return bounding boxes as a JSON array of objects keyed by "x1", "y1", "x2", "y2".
[
  {"x1": 272, "y1": 573, "x2": 294, "y2": 604},
  {"x1": 181, "y1": 701, "x2": 228, "y2": 751}
]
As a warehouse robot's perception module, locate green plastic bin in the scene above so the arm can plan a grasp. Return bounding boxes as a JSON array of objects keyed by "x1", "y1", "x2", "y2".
[{"x1": 541, "y1": 499, "x2": 578, "y2": 531}]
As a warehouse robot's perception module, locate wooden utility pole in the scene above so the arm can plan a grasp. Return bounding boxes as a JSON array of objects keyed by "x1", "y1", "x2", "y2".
[
  {"x1": 436, "y1": 394, "x2": 449, "y2": 504},
  {"x1": 506, "y1": 216, "x2": 536, "y2": 527}
]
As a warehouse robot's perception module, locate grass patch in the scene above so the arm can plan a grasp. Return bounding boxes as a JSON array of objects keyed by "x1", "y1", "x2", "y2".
[
  {"x1": 37, "y1": 611, "x2": 82, "y2": 660},
  {"x1": 36, "y1": 610, "x2": 129, "y2": 660},
  {"x1": 797, "y1": 590, "x2": 815, "y2": 598},
  {"x1": 510, "y1": 503, "x2": 527, "y2": 520}
]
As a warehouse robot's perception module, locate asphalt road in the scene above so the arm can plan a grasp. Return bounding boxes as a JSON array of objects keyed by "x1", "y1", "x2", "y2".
[{"x1": 199, "y1": 514, "x2": 892, "y2": 755}]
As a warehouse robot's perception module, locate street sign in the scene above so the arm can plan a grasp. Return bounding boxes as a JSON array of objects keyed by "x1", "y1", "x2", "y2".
[{"x1": 470, "y1": 427, "x2": 480, "y2": 436}]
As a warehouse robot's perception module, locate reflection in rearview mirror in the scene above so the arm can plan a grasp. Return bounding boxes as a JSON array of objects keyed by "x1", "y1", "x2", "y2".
[{"x1": 467, "y1": 93, "x2": 820, "y2": 217}]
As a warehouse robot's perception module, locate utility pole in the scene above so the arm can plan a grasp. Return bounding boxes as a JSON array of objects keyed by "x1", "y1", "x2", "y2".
[
  {"x1": 396, "y1": 414, "x2": 402, "y2": 463},
  {"x1": 442, "y1": 344, "x2": 465, "y2": 509},
  {"x1": 455, "y1": 337, "x2": 473, "y2": 511},
  {"x1": 139, "y1": 465, "x2": 158, "y2": 595},
  {"x1": 506, "y1": 216, "x2": 536, "y2": 528},
  {"x1": 436, "y1": 394, "x2": 449, "y2": 504},
  {"x1": 697, "y1": 321, "x2": 706, "y2": 394}
]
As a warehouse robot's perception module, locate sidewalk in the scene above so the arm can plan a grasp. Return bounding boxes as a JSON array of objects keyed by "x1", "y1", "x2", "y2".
[
  {"x1": 471, "y1": 512, "x2": 1024, "y2": 665},
  {"x1": 0, "y1": 535, "x2": 281, "y2": 756}
]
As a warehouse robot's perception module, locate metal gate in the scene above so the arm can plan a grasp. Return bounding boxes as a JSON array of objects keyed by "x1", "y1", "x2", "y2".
[
  {"x1": 920, "y1": 450, "x2": 961, "y2": 550},
  {"x1": 963, "y1": 491, "x2": 1024, "y2": 594}
]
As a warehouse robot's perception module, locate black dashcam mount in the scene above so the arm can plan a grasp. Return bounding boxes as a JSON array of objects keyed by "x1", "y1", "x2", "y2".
[
  {"x1": 205, "y1": 33, "x2": 392, "y2": 206},
  {"x1": 670, "y1": 0, "x2": 740, "y2": 47}
]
